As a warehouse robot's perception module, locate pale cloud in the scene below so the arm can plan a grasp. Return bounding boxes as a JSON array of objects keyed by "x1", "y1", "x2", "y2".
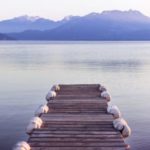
[{"x1": 0, "y1": 0, "x2": 150, "y2": 20}]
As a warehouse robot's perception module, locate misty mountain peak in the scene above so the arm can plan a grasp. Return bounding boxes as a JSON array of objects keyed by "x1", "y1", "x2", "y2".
[
  {"x1": 100, "y1": 10, "x2": 150, "y2": 22},
  {"x1": 13, "y1": 15, "x2": 41, "y2": 22},
  {"x1": 1, "y1": 9, "x2": 150, "y2": 34},
  {"x1": 63, "y1": 15, "x2": 74, "y2": 21},
  {"x1": 101, "y1": 10, "x2": 142, "y2": 15},
  {"x1": 86, "y1": 12, "x2": 100, "y2": 16}
]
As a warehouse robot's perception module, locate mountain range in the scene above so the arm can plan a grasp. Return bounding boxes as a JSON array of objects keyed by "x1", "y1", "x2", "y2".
[
  {"x1": 1, "y1": 10, "x2": 150, "y2": 40},
  {"x1": 0, "y1": 33, "x2": 14, "y2": 40}
]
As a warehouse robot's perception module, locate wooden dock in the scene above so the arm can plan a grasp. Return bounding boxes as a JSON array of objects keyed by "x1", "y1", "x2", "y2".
[{"x1": 27, "y1": 84, "x2": 130, "y2": 150}]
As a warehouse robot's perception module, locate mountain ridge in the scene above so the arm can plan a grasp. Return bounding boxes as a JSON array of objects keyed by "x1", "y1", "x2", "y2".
[
  {"x1": 0, "y1": 33, "x2": 14, "y2": 40},
  {"x1": 2, "y1": 10, "x2": 150, "y2": 40}
]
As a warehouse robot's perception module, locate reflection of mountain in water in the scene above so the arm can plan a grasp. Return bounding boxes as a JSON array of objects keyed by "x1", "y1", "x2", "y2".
[
  {"x1": 0, "y1": 48, "x2": 56, "y2": 69},
  {"x1": 0, "y1": 42, "x2": 146, "y2": 72},
  {"x1": 0, "y1": 49, "x2": 143, "y2": 72},
  {"x1": 63, "y1": 60, "x2": 142, "y2": 72}
]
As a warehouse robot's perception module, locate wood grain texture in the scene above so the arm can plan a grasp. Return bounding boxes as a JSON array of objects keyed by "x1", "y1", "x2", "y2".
[
  {"x1": 31, "y1": 147, "x2": 129, "y2": 150},
  {"x1": 27, "y1": 84, "x2": 129, "y2": 150}
]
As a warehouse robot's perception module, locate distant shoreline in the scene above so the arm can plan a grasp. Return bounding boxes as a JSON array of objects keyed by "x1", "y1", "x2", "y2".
[{"x1": 1, "y1": 40, "x2": 150, "y2": 43}]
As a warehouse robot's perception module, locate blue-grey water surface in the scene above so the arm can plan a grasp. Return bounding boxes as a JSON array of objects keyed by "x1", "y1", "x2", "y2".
[{"x1": 0, "y1": 41, "x2": 150, "y2": 150}]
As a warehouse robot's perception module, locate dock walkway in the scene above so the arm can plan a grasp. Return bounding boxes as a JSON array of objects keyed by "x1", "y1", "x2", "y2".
[{"x1": 28, "y1": 84, "x2": 129, "y2": 150}]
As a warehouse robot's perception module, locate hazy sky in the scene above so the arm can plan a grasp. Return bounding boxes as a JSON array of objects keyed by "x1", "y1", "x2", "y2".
[{"x1": 0, "y1": 0, "x2": 150, "y2": 20}]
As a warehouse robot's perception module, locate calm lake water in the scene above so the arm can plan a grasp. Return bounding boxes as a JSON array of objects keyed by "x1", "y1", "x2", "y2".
[{"x1": 0, "y1": 41, "x2": 150, "y2": 150}]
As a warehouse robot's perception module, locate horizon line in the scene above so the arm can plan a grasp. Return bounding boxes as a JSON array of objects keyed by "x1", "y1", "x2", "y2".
[{"x1": 0, "y1": 9, "x2": 148, "y2": 22}]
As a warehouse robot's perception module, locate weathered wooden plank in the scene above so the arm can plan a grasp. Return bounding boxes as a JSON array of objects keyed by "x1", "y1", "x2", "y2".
[
  {"x1": 36, "y1": 127, "x2": 115, "y2": 132},
  {"x1": 47, "y1": 110, "x2": 107, "y2": 113},
  {"x1": 54, "y1": 95, "x2": 100, "y2": 100},
  {"x1": 41, "y1": 114, "x2": 112, "y2": 117},
  {"x1": 42, "y1": 121, "x2": 113, "y2": 125},
  {"x1": 54, "y1": 110, "x2": 105, "y2": 113},
  {"x1": 31, "y1": 147, "x2": 128, "y2": 150},
  {"x1": 48, "y1": 107, "x2": 107, "y2": 109},
  {"x1": 57, "y1": 89, "x2": 100, "y2": 93},
  {"x1": 59, "y1": 84, "x2": 100, "y2": 88},
  {"x1": 54, "y1": 97, "x2": 105, "y2": 101},
  {"x1": 29, "y1": 137, "x2": 124, "y2": 142},
  {"x1": 48, "y1": 99, "x2": 106, "y2": 104},
  {"x1": 48, "y1": 101, "x2": 107, "y2": 105},
  {"x1": 42, "y1": 118, "x2": 113, "y2": 122},
  {"x1": 57, "y1": 92, "x2": 100, "y2": 96},
  {"x1": 30, "y1": 135, "x2": 122, "y2": 140},
  {"x1": 48, "y1": 108, "x2": 107, "y2": 112},
  {"x1": 58, "y1": 86, "x2": 100, "y2": 92},
  {"x1": 27, "y1": 84, "x2": 129, "y2": 150},
  {"x1": 48, "y1": 106, "x2": 107, "y2": 110},
  {"x1": 58, "y1": 88, "x2": 100, "y2": 92},
  {"x1": 57, "y1": 90, "x2": 100, "y2": 94},
  {"x1": 48, "y1": 103, "x2": 107, "y2": 108},
  {"x1": 41, "y1": 114, "x2": 113, "y2": 122},
  {"x1": 29, "y1": 142, "x2": 126, "y2": 147},
  {"x1": 42, "y1": 124, "x2": 113, "y2": 128},
  {"x1": 31, "y1": 129, "x2": 122, "y2": 137}
]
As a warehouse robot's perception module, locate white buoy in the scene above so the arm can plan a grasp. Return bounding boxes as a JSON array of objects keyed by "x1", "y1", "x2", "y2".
[
  {"x1": 13, "y1": 141, "x2": 30, "y2": 150},
  {"x1": 113, "y1": 118, "x2": 125, "y2": 130},
  {"x1": 35, "y1": 104, "x2": 49, "y2": 116},
  {"x1": 122, "y1": 124, "x2": 131, "y2": 138},
  {"x1": 26, "y1": 117, "x2": 43, "y2": 134},
  {"x1": 30, "y1": 117, "x2": 43, "y2": 125},
  {"x1": 107, "y1": 105, "x2": 121, "y2": 118},
  {"x1": 51, "y1": 84, "x2": 60, "y2": 91},
  {"x1": 101, "y1": 91, "x2": 111, "y2": 101},
  {"x1": 45, "y1": 91, "x2": 56, "y2": 101},
  {"x1": 113, "y1": 118, "x2": 131, "y2": 138},
  {"x1": 99, "y1": 85, "x2": 107, "y2": 92}
]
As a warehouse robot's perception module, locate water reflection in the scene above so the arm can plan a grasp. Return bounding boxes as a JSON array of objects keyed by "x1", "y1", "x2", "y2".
[
  {"x1": 0, "y1": 42, "x2": 150, "y2": 150},
  {"x1": 0, "y1": 43, "x2": 145, "y2": 72},
  {"x1": 63, "y1": 59, "x2": 142, "y2": 72}
]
